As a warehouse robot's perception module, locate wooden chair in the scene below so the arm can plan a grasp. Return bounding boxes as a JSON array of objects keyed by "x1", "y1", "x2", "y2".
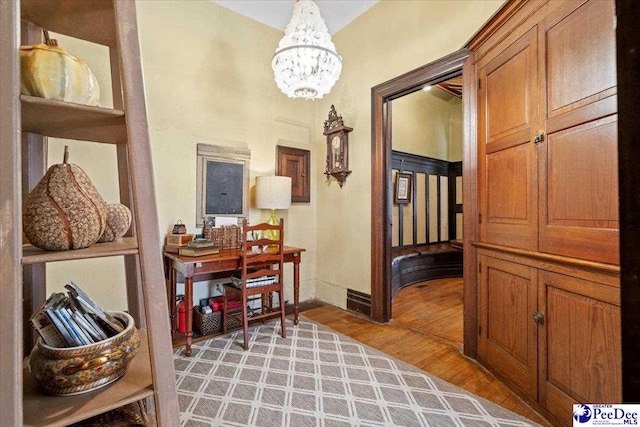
[{"x1": 222, "y1": 218, "x2": 286, "y2": 350}]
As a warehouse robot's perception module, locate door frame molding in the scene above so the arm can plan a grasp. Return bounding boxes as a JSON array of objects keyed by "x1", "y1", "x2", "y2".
[
  {"x1": 370, "y1": 48, "x2": 478, "y2": 355},
  {"x1": 617, "y1": 0, "x2": 640, "y2": 402}
]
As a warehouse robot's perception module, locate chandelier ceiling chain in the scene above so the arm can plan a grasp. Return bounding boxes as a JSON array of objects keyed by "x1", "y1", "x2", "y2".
[{"x1": 272, "y1": 0, "x2": 342, "y2": 100}]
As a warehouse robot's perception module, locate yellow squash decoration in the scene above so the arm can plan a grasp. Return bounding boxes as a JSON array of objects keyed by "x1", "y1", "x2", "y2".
[{"x1": 20, "y1": 41, "x2": 100, "y2": 106}]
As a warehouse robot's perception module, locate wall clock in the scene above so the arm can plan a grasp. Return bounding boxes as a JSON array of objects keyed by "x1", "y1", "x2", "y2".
[{"x1": 323, "y1": 105, "x2": 353, "y2": 187}]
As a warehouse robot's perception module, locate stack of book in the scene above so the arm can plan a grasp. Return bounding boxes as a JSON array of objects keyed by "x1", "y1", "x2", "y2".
[
  {"x1": 231, "y1": 274, "x2": 277, "y2": 288},
  {"x1": 30, "y1": 282, "x2": 125, "y2": 348},
  {"x1": 178, "y1": 239, "x2": 220, "y2": 257}
]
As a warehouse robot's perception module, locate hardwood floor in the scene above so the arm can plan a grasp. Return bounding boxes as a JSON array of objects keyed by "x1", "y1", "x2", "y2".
[
  {"x1": 392, "y1": 277, "x2": 464, "y2": 349},
  {"x1": 304, "y1": 278, "x2": 552, "y2": 427}
]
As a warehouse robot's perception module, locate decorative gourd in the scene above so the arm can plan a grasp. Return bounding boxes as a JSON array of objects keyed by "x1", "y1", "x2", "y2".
[
  {"x1": 20, "y1": 38, "x2": 100, "y2": 106},
  {"x1": 23, "y1": 147, "x2": 107, "y2": 251},
  {"x1": 98, "y1": 203, "x2": 132, "y2": 243}
]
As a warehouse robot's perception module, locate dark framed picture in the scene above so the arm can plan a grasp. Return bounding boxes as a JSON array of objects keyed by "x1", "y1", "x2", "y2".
[
  {"x1": 196, "y1": 143, "x2": 250, "y2": 227},
  {"x1": 394, "y1": 172, "x2": 412, "y2": 204}
]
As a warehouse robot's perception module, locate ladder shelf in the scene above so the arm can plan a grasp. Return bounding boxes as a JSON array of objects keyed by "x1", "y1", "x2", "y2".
[{"x1": 0, "y1": 0, "x2": 180, "y2": 425}]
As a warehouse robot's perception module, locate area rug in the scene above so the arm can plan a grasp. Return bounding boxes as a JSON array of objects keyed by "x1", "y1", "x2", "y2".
[{"x1": 173, "y1": 317, "x2": 539, "y2": 427}]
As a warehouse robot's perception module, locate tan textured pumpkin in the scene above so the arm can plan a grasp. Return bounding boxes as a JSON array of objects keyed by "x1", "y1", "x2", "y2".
[
  {"x1": 23, "y1": 148, "x2": 107, "y2": 251},
  {"x1": 20, "y1": 40, "x2": 100, "y2": 106},
  {"x1": 98, "y1": 203, "x2": 132, "y2": 243}
]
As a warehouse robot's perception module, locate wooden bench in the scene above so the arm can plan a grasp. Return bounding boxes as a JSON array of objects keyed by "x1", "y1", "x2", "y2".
[{"x1": 391, "y1": 242, "x2": 463, "y2": 298}]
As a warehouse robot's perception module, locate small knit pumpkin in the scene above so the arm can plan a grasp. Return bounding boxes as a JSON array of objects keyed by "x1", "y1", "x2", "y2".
[
  {"x1": 98, "y1": 203, "x2": 132, "y2": 243},
  {"x1": 23, "y1": 147, "x2": 107, "y2": 250}
]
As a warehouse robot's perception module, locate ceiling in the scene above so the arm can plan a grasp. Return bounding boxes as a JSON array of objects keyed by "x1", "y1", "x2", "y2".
[
  {"x1": 212, "y1": 0, "x2": 379, "y2": 35},
  {"x1": 436, "y1": 76, "x2": 463, "y2": 98}
]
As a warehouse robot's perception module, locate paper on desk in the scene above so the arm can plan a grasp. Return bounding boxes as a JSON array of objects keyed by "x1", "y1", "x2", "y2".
[{"x1": 215, "y1": 216, "x2": 238, "y2": 227}]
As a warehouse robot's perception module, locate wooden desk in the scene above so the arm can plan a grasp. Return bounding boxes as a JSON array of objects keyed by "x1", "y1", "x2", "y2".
[{"x1": 164, "y1": 246, "x2": 305, "y2": 356}]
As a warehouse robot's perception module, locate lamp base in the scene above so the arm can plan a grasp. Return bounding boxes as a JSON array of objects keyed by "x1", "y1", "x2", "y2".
[{"x1": 265, "y1": 209, "x2": 280, "y2": 241}]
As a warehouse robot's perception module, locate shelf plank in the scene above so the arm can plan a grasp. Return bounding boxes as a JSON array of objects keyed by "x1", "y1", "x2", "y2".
[
  {"x1": 21, "y1": 95, "x2": 126, "y2": 144},
  {"x1": 20, "y1": 0, "x2": 116, "y2": 47},
  {"x1": 23, "y1": 330, "x2": 154, "y2": 427},
  {"x1": 22, "y1": 237, "x2": 139, "y2": 264}
]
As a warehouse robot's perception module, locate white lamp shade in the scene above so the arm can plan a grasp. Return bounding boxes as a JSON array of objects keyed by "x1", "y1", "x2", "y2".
[{"x1": 255, "y1": 176, "x2": 292, "y2": 210}]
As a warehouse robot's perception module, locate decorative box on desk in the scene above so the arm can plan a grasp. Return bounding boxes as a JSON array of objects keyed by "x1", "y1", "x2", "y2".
[
  {"x1": 165, "y1": 233, "x2": 194, "y2": 253},
  {"x1": 166, "y1": 233, "x2": 194, "y2": 246},
  {"x1": 193, "y1": 307, "x2": 242, "y2": 336},
  {"x1": 203, "y1": 226, "x2": 241, "y2": 250}
]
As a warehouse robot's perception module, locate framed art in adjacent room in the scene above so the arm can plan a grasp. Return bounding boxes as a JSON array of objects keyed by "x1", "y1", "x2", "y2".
[
  {"x1": 276, "y1": 145, "x2": 310, "y2": 203},
  {"x1": 395, "y1": 172, "x2": 412, "y2": 204}
]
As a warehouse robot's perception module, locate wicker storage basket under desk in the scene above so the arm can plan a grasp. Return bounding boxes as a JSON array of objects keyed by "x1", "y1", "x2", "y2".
[{"x1": 193, "y1": 308, "x2": 242, "y2": 336}]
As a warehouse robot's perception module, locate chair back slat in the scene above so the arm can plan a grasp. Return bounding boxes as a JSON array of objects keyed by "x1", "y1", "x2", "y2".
[
  {"x1": 245, "y1": 237, "x2": 279, "y2": 248},
  {"x1": 244, "y1": 251, "x2": 281, "y2": 265}
]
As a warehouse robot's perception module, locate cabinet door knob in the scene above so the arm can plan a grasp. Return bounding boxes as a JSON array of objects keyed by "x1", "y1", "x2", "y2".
[
  {"x1": 532, "y1": 312, "x2": 545, "y2": 324},
  {"x1": 533, "y1": 133, "x2": 545, "y2": 144}
]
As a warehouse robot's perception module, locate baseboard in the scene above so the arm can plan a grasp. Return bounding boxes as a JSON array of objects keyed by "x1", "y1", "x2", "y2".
[{"x1": 346, "y1": 289, "x2": 371, "y2": 317}]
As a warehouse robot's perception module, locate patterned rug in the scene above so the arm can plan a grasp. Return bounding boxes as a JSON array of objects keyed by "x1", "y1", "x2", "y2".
[{"x1": 173, "y1": 318, "x2": 539, "y2": 427}]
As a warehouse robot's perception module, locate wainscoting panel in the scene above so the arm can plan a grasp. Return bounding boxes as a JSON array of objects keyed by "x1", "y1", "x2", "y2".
[{"x1": 391, "y1": 151, "x2": 462, "y2": 249}]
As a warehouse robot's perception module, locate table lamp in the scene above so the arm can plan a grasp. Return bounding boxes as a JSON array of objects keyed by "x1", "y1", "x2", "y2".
[{"x1": 255, "y1": 176, "x2": 292, "y2": 239}]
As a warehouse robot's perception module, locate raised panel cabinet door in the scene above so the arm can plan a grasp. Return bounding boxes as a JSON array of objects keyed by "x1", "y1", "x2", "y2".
[
  {"x1": 541, "y1": 0, "x2": 617, "y2": 135},
  {"x1": 478, "y1": 28, "x2": 538, "y2": 250},
  {"x1": 539, "y1": 271, "x2": 620, "y2": 424},
  {"x1": 538, "y1": 0, "x2": 618, "y2": 265},
  {"x1": 478, "y1": 254, "x2": 538, "y2": 399}
]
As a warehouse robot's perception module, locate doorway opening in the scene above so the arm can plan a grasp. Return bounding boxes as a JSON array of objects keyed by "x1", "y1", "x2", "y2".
[{"x1": 371, "y1": 49, "x2": 477, "y2": 355}]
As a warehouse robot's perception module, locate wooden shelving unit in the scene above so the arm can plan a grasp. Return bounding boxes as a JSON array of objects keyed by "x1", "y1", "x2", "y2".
[{"x1": 0, "y1": 0, "x2": 179, "y2": 425}]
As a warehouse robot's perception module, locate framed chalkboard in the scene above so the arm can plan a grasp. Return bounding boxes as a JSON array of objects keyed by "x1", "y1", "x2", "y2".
[{"x1": 196, "y1": 143, "x2": 250, "y2": 227}]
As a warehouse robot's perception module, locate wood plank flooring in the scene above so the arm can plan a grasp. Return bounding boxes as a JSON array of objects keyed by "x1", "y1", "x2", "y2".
[
  {"x1": 392, "y1": 278, "x2": 464, "y2": 349},
  {"x1": 304, "y1": 278, "x2": 552, "y2": 427}
]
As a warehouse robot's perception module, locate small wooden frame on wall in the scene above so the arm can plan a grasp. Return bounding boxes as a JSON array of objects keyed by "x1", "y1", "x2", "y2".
[
  {"x1": 276, "y1": 145, "x2": 310, "y2": 203},
  {"x1": 394, "y1": 172, "x2": 412, "y2": 204}
]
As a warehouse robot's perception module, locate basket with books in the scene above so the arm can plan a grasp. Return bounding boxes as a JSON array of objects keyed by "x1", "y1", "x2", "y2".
[{"x1": 28, "y1": 282, "x2": 140, "y2": 395}]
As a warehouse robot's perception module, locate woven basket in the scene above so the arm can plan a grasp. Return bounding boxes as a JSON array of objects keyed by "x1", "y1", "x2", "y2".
[
  {"x1": 193, "y1": 307, "x2": 242, "y2": 335},
  {"x1": 203, "y1": 225, "x2": 242, "y2": 250},
  {"x1": 69, "y1": 401, "x2": 147, "y2": 426}
]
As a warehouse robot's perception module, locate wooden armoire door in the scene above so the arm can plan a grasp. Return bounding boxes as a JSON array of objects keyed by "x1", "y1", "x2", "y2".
[
  {"x1": 539, "y1": 271, "x2": 621, "y2": 424},
  {"x1": 478, "y1": 28, "x2": 538, "y2": 251},
  {"x1": 478, "y1": 254, "x2": 538, "y2": 399},
  {"x1": 537, "y1": 0, "x2": 618, "y2": 264}
]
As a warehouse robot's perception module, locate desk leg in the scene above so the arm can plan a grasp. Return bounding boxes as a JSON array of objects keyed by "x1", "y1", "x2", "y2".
[
  {"x1": 169, "y1": 268, "x2": 177, "y2": 333},
  {"x1": 185, "y1": 276, "x2": 193, "y2": 356},
  {"x1": 293, "y1": 256, "x2": 300, "y2": 325}
]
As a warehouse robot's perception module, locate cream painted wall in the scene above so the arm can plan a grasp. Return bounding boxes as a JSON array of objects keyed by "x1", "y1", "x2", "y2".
[
  {"x1": 313, "y1": 0, "x2": 504, "y2": 305},
  {"x1": 392, "y1": 88, "x2": 462, "y2": 161},
  {"x1": 41, "y1": 0, "x2": 502, "y2": 314},
  {"x1": 45, "y1": 1, "x2": 318, "y2": 310}
]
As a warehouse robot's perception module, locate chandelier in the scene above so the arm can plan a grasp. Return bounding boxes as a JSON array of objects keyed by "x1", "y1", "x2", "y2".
[{"x1": 272, "y1": 0, "x2": 342, "y2": 100}]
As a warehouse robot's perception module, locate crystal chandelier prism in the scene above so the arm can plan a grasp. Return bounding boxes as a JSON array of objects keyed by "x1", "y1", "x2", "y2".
[{"x1": 272, "y1": 0, "x2": 342, "y2": 100}]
